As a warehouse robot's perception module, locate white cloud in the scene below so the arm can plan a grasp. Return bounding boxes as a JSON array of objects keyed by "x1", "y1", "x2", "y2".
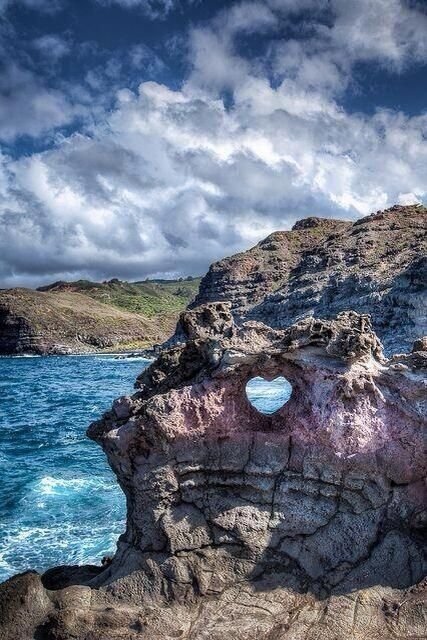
[
  {"x1": 328, "y1": 0, "x2": 427, "y2": 69},
  {"x1": 397, "y1": 192, "x2": 423, "y2": 206},
  {"x1": 2, "y1": 69, "x2": 426, "y2": 285},
  {"x1": 32, "y1": 34, "x2": 71, "y2": 60},
  {"x1": 129, "y1": 44, "x2": 166, "y2": 75},
  {"x1": 267, "y1": 0, "x2": 427, "y2": 70},
  {"x1": 186, "y1": 2, "x2": 277, "y2": 94},
  {"x1": 0, "y1": 0, "x2": 426, "y2": 285},
  {"x1": 217, "y1": 1, "x2": 278, "y2": 36},
  {"x1": 265, "y1": 0, "x2": 427, "y2": 102},
  {"x1": 94, "y1": 0, "x2": 185, "y2": 19}
]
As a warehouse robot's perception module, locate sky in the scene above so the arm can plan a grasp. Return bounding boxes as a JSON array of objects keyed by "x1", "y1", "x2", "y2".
[{"x1": 0, "y1": 0, "x2": 426, "y2": 287}]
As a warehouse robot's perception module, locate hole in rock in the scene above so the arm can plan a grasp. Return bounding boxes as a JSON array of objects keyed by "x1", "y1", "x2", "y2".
[{"x1": 245, "y1": 376, "x2": 292, "y2": 415}]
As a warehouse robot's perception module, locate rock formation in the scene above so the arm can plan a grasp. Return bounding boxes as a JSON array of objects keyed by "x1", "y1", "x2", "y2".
[
  {"x1": 191, "y1": 204, "x2": 427, "y2": 355},
  {"x1": 1, "y1": 303, "x2": 425, "y2": 639}
]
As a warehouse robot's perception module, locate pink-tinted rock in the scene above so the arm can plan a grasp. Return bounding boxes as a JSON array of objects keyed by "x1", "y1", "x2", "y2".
[
  {"x1": 85, "y1": 305, "x2": 426, "y2": 603},
  {"x1": 1, "y1": 303, "x2": 426, "y2": 639}
]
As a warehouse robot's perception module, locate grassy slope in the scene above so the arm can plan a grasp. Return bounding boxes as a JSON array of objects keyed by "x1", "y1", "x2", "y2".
[
  {"x1": 0, "y1": 278, "x2": 201, "y2": 353},
  {"x1": 38, "y1": 278, "x2": 201, "y2": 317}
]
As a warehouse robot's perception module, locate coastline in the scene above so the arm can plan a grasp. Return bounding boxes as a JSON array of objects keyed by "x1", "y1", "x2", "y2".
[
  {"x1": 0, "y1": 352, "x2": 154, "y2": 359},
  {"x1": 1, "y1": 304, "x2": 425, "y2": 640},
  {"x1": 0, "y1": 344, "x2": 160, "y2": 359}
]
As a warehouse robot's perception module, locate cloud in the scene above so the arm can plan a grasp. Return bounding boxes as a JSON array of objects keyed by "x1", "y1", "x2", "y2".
[
  {"x1": 187, "y1": 1, "x2": 277, "y2": 94},
  {"x1": 2, "y1": 71, "x2": 426, "y2": 286},
  {"x1": 0, "y1": 27, "x2": 167, "y2": 144},
  {"x1": 129, "y1": 44, "x2": 166, "y2": 75},
  {"x1": 268, "y1": 0, "x2": 427, "y2": 68},
  {"x1": 32, "y1": 34, "x2": 71, "y2": 61},
  {"x1": 0, "y1": 9, "x2": 76, "y2": 143},
  {"x1": 94, "y1": 0, "x2": 189, "y2": 19},
  {"x1": 266, "y1": 0, "x2": 427, "y2": 101},
  {"x1": 397, "y1": 192, "x2": 422, "y2": 205},
  {"x1": 0, "y1": 0, "x2": 426, "y2": 286},
  {"x1": 328, "y1": 0, "x2": 427, "y2": 69},
  {"x1": 0, "y1": 63, "x2": 79, "y2": 142}
]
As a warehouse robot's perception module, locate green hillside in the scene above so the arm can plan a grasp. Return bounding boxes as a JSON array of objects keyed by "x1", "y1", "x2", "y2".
[
  {"x1": 37, "y1": 277, "x2": 201, "y2": 318},
  {"x1": 0, "y1": 277, "x2": 202, "y2": 355}
]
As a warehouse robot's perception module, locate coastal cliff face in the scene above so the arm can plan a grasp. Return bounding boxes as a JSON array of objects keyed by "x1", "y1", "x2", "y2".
[
  {"x1": 1, "y1": 304, "x2": 425, "y2": 639},
  {"x1": 0, "y1": 289, "x2": 158, "y2": 354},
  {"x1": 0, "y1": 279, "x2": 199, "y2": 354},
  {"x1": 191, "y1": 205, "x2": 427, "y2": 354}
]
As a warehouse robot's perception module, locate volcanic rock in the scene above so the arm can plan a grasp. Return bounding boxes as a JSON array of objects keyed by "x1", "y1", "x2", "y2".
[
  {"x1": 191, "y1": 205, "x2": 427, "y2": 354},
  {"x1": 1, "y1": 303, "x2": 425, "y2": 639}
]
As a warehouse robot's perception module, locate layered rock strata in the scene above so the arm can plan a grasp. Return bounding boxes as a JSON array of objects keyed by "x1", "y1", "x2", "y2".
[
  {"x1": 191, "y1": 204, "x2": 427, "y2": 354},
  {"x1": 0, "y1": 303, "x2": 426, "y2": 639}
]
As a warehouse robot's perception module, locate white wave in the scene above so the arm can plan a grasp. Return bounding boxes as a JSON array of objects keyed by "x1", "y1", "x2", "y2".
[
  {"x1": 0, "y1": 354, "x2": 42, "y2": 358},
  {"x1": 34, "y1": 475, "x2": 113, "y2": 496},
  {"x1": 0, "y1": 520, "x2": 125, "y2": 582},
  {"x1": 113, "y1": 356, "x2": 153, "y2": 362}
]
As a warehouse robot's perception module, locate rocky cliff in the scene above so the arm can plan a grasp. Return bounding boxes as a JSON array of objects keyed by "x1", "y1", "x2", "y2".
[
  {"x1": 1, "y1": 304, "x2": 425, "y2": 639},
  {"x1": 191, "y1": 205, "x2": 427, "y2": 355}
]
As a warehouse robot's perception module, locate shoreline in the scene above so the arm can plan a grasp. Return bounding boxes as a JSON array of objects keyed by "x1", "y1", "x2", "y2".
[
  {"x1": 0, "y1": 350, "x2": 156, "y2": 359},
  {"x1": 0, "y1": 344, "x2": 160, "y2": 359}
]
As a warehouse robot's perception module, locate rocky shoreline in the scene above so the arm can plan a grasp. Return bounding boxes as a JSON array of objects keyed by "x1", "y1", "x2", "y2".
[
  {"x1": 2, "y1": 205, "x2": 425, "y2": 358},
  {"x1": 1, "y1": 303, "x2": 425, "y2": 639},
  {"x1": 1, "y1": 204, "x2": 425, "y2": 639}
]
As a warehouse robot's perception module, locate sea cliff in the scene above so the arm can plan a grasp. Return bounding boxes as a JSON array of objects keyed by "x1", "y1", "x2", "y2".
[
  {"x1": 190, "y1": 204, "x2": 427, "y2": 355},
  {"x1": 0, "y1": 278, "x2": 200, "y2": 355},
  {"x1": 1, "y1": 303, "x2": 425, "y2": 639}
]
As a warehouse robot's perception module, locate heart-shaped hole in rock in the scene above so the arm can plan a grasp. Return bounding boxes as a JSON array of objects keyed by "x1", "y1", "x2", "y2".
[{"x1": 245, "y1": 376, "x2": 292, "y2": 415}]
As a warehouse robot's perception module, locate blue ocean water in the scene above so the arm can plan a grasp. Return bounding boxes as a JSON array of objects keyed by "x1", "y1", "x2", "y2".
[
  {"x1": 0, "y1": 355, "x2": 150, "y2": 582},
  {"x1": 245, "y1": 376, "x2": 292, "y2": 415}
]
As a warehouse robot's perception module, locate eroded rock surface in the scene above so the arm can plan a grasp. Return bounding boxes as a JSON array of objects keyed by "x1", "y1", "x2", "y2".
[
  {"x1": 1, "y1": 304, "x2": 426, "y2": 639},
  {"x1": 191, "y1": 204, "x2": 427, "y2": 354}
]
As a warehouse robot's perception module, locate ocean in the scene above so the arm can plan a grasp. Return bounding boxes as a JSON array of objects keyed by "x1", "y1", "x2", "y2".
[
  {"x1": 0, "y1": 354, "x2": 151, "y2": 583},
  {"x1": 0, "y1": 356, "x2": 291, "y2": 583}
]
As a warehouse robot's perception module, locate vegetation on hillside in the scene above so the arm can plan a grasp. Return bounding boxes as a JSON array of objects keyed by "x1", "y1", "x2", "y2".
[
  {"x1": 37, "y1": 277, "x2": 201, "y2": 318},
  {"x1": 0, "y1": 277, "x2": 201, "y2": 354}
]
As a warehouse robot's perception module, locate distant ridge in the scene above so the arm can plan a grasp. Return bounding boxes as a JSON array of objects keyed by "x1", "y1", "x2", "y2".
[{"x1": 0, "y1": 277, "x2": 200, "y2": 355}]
